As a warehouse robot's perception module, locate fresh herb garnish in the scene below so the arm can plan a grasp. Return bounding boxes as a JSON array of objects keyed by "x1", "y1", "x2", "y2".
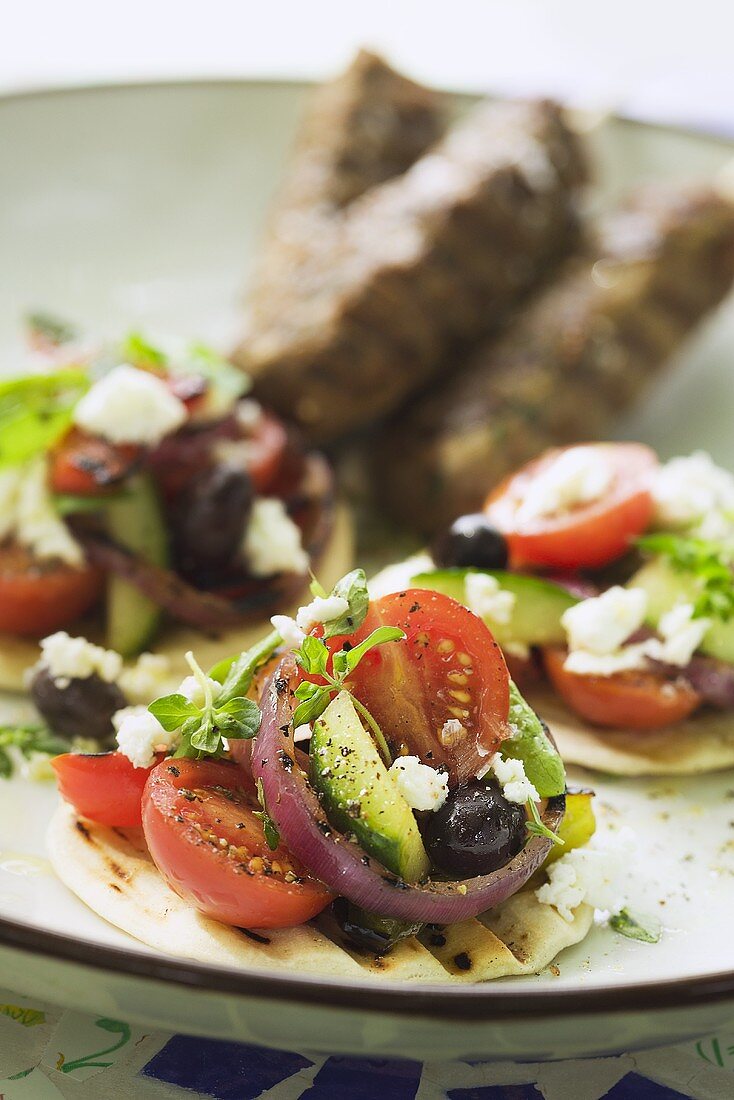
[
  {"x1": 609, "y1": 907, "x2": 661, "y2": 943},
  {"x1": 208, "y1": 629, "x2": 281, "y2": 702},
  {"x1": 186, "y1": 343, "x2": 250, "y2": 403},
  {"x1": 321, "y1": 568, "x2": 370, "y2": 640},
  {"x1": 148, "y1": 651, "x2": 261, "y2": 760},
  {"x1": 0, "y1": 726, "x2": 68, "y2": 779},
  {"x1": 0, "y1": 369, "x2": 90, "y2": 469},
  {"x1": 25, "y1": 311, "x2": 78, "y2": 347},
  {"x1": 638, "y1": 533, "x2": 734, "y2": 621},
  {"x1": 292, "y1": 627, "x2": 403, "y2": 765},
  {"x1": 121, "y1": 331, "x2": 167, "y2": 368},
  {"x1": 525, "y1": 797, "x2": 564, "y2": 846},
  {"x1": 254, "y1": 778, "x2": 281, "y2": 851}
]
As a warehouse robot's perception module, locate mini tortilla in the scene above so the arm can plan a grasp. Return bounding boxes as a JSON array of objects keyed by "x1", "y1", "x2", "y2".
[
  {"x1": 47, "y1": 801, "x2": 592, "y2": 984},
  {"x1": 528, "y1": 687, "x2": 734, "y2": 777},
  {"x1": 0, "y1": 503, "x2": 353, "y2": 695}
]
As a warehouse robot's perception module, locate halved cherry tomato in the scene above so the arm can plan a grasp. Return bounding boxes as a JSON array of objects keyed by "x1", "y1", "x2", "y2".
[
  {"x1": 485, "y1": 443, "x2": 657, "y2": 570},
  {"x1": 543, "y1": 647, "x2": 702, "y2": 730},
  {"x1": 142, "y1": 759, "x2": 333, "y2": 929},
  {"x1": 0, "y1": 545, "x2": 102, "y2": 636},
  {"x1": 316, "y1": 589, "x2": 510, "y2": 784},
  {"x1": 52, "y1": 751, "x2": 153, "y2": 827},
  {"x1": 50, "y1": 428, "x2": 141, "y2": 495}
]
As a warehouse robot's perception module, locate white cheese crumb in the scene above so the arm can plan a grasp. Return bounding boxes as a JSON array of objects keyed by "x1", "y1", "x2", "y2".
[
  {"x1": 652, "y1": 451, "x2": 734, "y2": 529},
  {"x1": 73, "y1": 364, "x2": 187, "y2": 445},
  {"x1": 516, "y1": 446, "x2": 613, "y2": 525},
  {"x1": 118, "y1": 653, "x2": 172, "y2": 704},
  {"x1": 536, "y1": 827, "x2": 635, "y2": 922},
  {"x1": 114, "y1": 705, "x2": 176, "y2": 769},
  {"x1": 645, "y1": 603, "x2": 710, "y2": 668},
  {"x1": 388, "y1": 756, "x2": 449, "y2": 812},
  {"x1": 270, "y1": 614, "x2": 307, "y2": 650},
  {"x1": 243, "y1": 498, "x2": 310, "y2": 577},
  {"x1": 295, "y1": 595, "x2": 349, "y2": 633},
  {"x1": 294, "y1": 724, "x2": 312, "y2": 743},
  {"x1": 464, "y1": 573, "x2": 516, "y2": 625},
  {"x1": 40, "y1": 632, "x2": 122, "y2": 687},
  {"x1": 178, "y1": 674, "x2": 223, "y2": 708},
  {"x1": 15, "y1": 458, "x2": 84, "y2": 566},
  {"x1": 562, "y1": 587, "x2": 648, "y2": 655},
  {"x1": 490, "y1": 754, "x2": 539, "y2": 804}
]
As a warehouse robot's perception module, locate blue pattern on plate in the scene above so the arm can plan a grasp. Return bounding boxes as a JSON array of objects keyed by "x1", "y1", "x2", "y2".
[
  {"x1": 141, "y1": 1034, "x2": 313, "y2": 1099},
  {"x1": 446, "y1": 1086, "x2": 542, "y2": 1098},
  {"x1": 300, "y1": 1055, "x2": 422, "y2": 1099},
  {"x1": 602, "y1": 1072, "x2": 691, "y2": 1098}
]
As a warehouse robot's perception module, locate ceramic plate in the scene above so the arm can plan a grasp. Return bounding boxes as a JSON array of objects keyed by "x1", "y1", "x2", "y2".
[{"x1": 2, "y1": 79, "x2": 734, "y2": 1063}]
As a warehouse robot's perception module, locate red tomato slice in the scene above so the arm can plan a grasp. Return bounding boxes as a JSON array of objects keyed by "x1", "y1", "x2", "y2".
[
  {"x1": 0, "y1": 545, "x2": 102, "y2": 636},
  {"x1": 319, "y1": 589, "x2": 510, "y2": 784},
  {"x1": 50, "y1": 428, "x2": 142, "y2": 495},
  {"x1": 543, "y1": 647, "x2": 702, "y2": 730},
  {"x1": 53, "y1": 752, "x2": 153, "y2": 827},
  {"x1": 142, "y1": 759, "x2": 333, "y2": 929},
  {"x1": 485, "y1": 443, "x2": 657, "y2": 570}
]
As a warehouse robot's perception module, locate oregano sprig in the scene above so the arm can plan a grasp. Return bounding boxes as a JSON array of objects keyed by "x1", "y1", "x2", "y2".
[{"x1": 637, "y1": 533, "x2": 734, "y2": 621}]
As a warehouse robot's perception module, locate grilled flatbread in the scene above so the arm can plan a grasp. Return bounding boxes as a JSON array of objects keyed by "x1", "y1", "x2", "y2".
[
  {"x1": 0, "y1": 503, "x2": 353, "y2": 695},
  {"x1": 529, "y1": 688, "x2": 734, "y2": 777},
  {"x1": 47, "y1": 801, "x2": 592, "y2": 984}
]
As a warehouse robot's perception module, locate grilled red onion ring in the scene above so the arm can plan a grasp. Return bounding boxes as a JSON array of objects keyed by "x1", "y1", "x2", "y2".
[{"x1": 252, "y1": 656, "x2": 565, "y2": 923}]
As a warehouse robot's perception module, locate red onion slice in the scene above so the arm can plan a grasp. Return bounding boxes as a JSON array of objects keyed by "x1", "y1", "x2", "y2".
[{"x1": 252, "y1": 657, "x2": 565, "y2": 923}]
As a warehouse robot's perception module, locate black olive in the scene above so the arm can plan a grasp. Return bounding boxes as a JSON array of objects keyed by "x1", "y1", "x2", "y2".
[
  {"x1": 30, "y1": 667, "x2": 128, "y2": 744},
  {"x1": 431, "y1": 514, "x2": 508, "y2": 570},
  {"x1": 422, "y1": 779, "x2": 526, "y2": 876},
  {"x1": 174, "y1": 464, "x2": 253, "y2": 576}
]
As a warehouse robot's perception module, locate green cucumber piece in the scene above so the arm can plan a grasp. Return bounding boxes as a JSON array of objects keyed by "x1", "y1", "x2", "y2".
[
  {"x1": 105, "y1": 474, "x2": 168, "y2": 657},
  {"x1": 629, "y1": 558, "x2": 734, "y2": 664},
  {"x1": 411, "y1": 568, "x2": 577, "y2": 648},
  {"x1": 310, "y1": 691, "x2": 430, "y2": 883}
]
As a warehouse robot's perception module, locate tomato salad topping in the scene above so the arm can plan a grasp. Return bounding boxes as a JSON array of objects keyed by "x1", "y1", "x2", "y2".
[
  {"x1": 37, "y1": 568, "x2": 587, "y2": 945},
  {"x1": 0, "y1": 320, "x2": 334, "y2": 653}
]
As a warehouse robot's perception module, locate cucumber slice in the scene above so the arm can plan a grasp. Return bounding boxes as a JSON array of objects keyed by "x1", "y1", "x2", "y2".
[
  {"x1": 105, "y1": 474, "x2": 168, "y2": 657},
  {"x1": 310, "y1": 691, "x2": 430, "y2": 883},
  {"x1": 629, "y1": 558, "x2": 734, "y2": 664},
  {"x1": 411, "y1": 568, "x2": 577, "y2": 648}
]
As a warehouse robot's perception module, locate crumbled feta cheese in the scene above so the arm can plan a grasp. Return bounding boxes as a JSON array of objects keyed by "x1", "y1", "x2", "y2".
[
  {"x1": 40, "y1": 632, "x2": 122, "y2": 687},
  {"x1": 270, "y1": 614, "x2": 306, "y2": 650},
  {"x1": 490, "y1": 754, "x2": 539, "y2": 804},
  {"x1": 563, "y1": 645, "x2": 649, "y2": 677},
  {"x1": 295, "y1": 595, "x2": 349, "y2": 633},
  {"x1": 242, "y1": 498, "x2": 310, "y2": 577},
  {"x1": 178, "y1": 674, "x2": 223, "y2": 707},
  {"x1": 73, "y1": 364, "x2": 187, "y2": 445},
  {"x1": 293, "y1": 724, "x2": 312, "y2": 743},
  {"x1": 562, "y1": 587, "x2": 648, "y2": 655},
  {"x1": 465, "y1": 573, "x2": 516, "y2": 625},
  {"x1": 652, "y1": 451, "x2": 734, "y2": 528},
  {"x1": 118, "y1": 653, "x2": 172, "y2": 704},
  {"x1": 536, "y1": 827, "x2": 635, "y2": 922},
  {"x1": 114, "y1": 705, "x2": 176, "y2": 769},
  {"x1": 645, "y1": 603, "x2": 710, "y2": 667},
  {"x1": 15, "y1": 458, "x2": 84, "y2": 566},
  {"x1": 235, "y1": 399, "x2": 263, "y2": 430},
  {"x1": 516, "y1": 446, "x2": 613, "y2": 525},
  {"x1": 388, "y1": 756, "x2": 449, "y2": 812}
]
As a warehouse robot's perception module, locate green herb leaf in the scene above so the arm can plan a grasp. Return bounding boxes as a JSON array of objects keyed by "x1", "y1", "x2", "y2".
[
  {"x1": 502, "y1": 681, "x2": 566, "y2": 798},
  {"x1": 638, "y1": 533, "x2": 734, "y2": 622},
  {"x1": 293, "y1": 685, "x2": 334, "y2": 727},
  {"x1": 213, "y1": 697, "x2": 261, "y2": 740},
  {"x1": 609, "y1": 907, "x2": 661, "y2": 943},
  {"x1": 332, "y1": 626, "x2": 405, "y2": 676},
  {"x1": 25, "y1": 311, "x2": 78, "y2": 346},
  {"x1": 189, "y1": 713, "x2": 219, "y2": 755},
  {"x1": 121, "y1": 331, "x2": 167, "y2": 367},
  {"x1": 148, "y1": 694, "x2": 201, "y2": 733},
  {"x1": 255, "y1": 778, "x2": 281, "y2": 851},
  {"x1": 0, "y1": 369, "x2": 90, "y2": 469},
  {"x1": 322, "y1": 568, "x2": 370, "y2": 640},
  {"x1": 186, "y1": 342, "x2": 250, "y2": 403},
  {"x1": 211, "y1": 629, "x2": 281, "y2": 702},
  {"x1": 526, "y1": 797, "x2": 564, "y2": 846},
  {"x1": 0, "y1": 725, "x2": 69, "y2": 778},
  {"x1": 295, "y1": 636, "x2": 330, "y2": 677}
]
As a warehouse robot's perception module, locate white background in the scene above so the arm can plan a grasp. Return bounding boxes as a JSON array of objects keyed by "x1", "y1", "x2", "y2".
[{"x1": 2, "y1": 0, "x2": 734, "y2": 131}]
